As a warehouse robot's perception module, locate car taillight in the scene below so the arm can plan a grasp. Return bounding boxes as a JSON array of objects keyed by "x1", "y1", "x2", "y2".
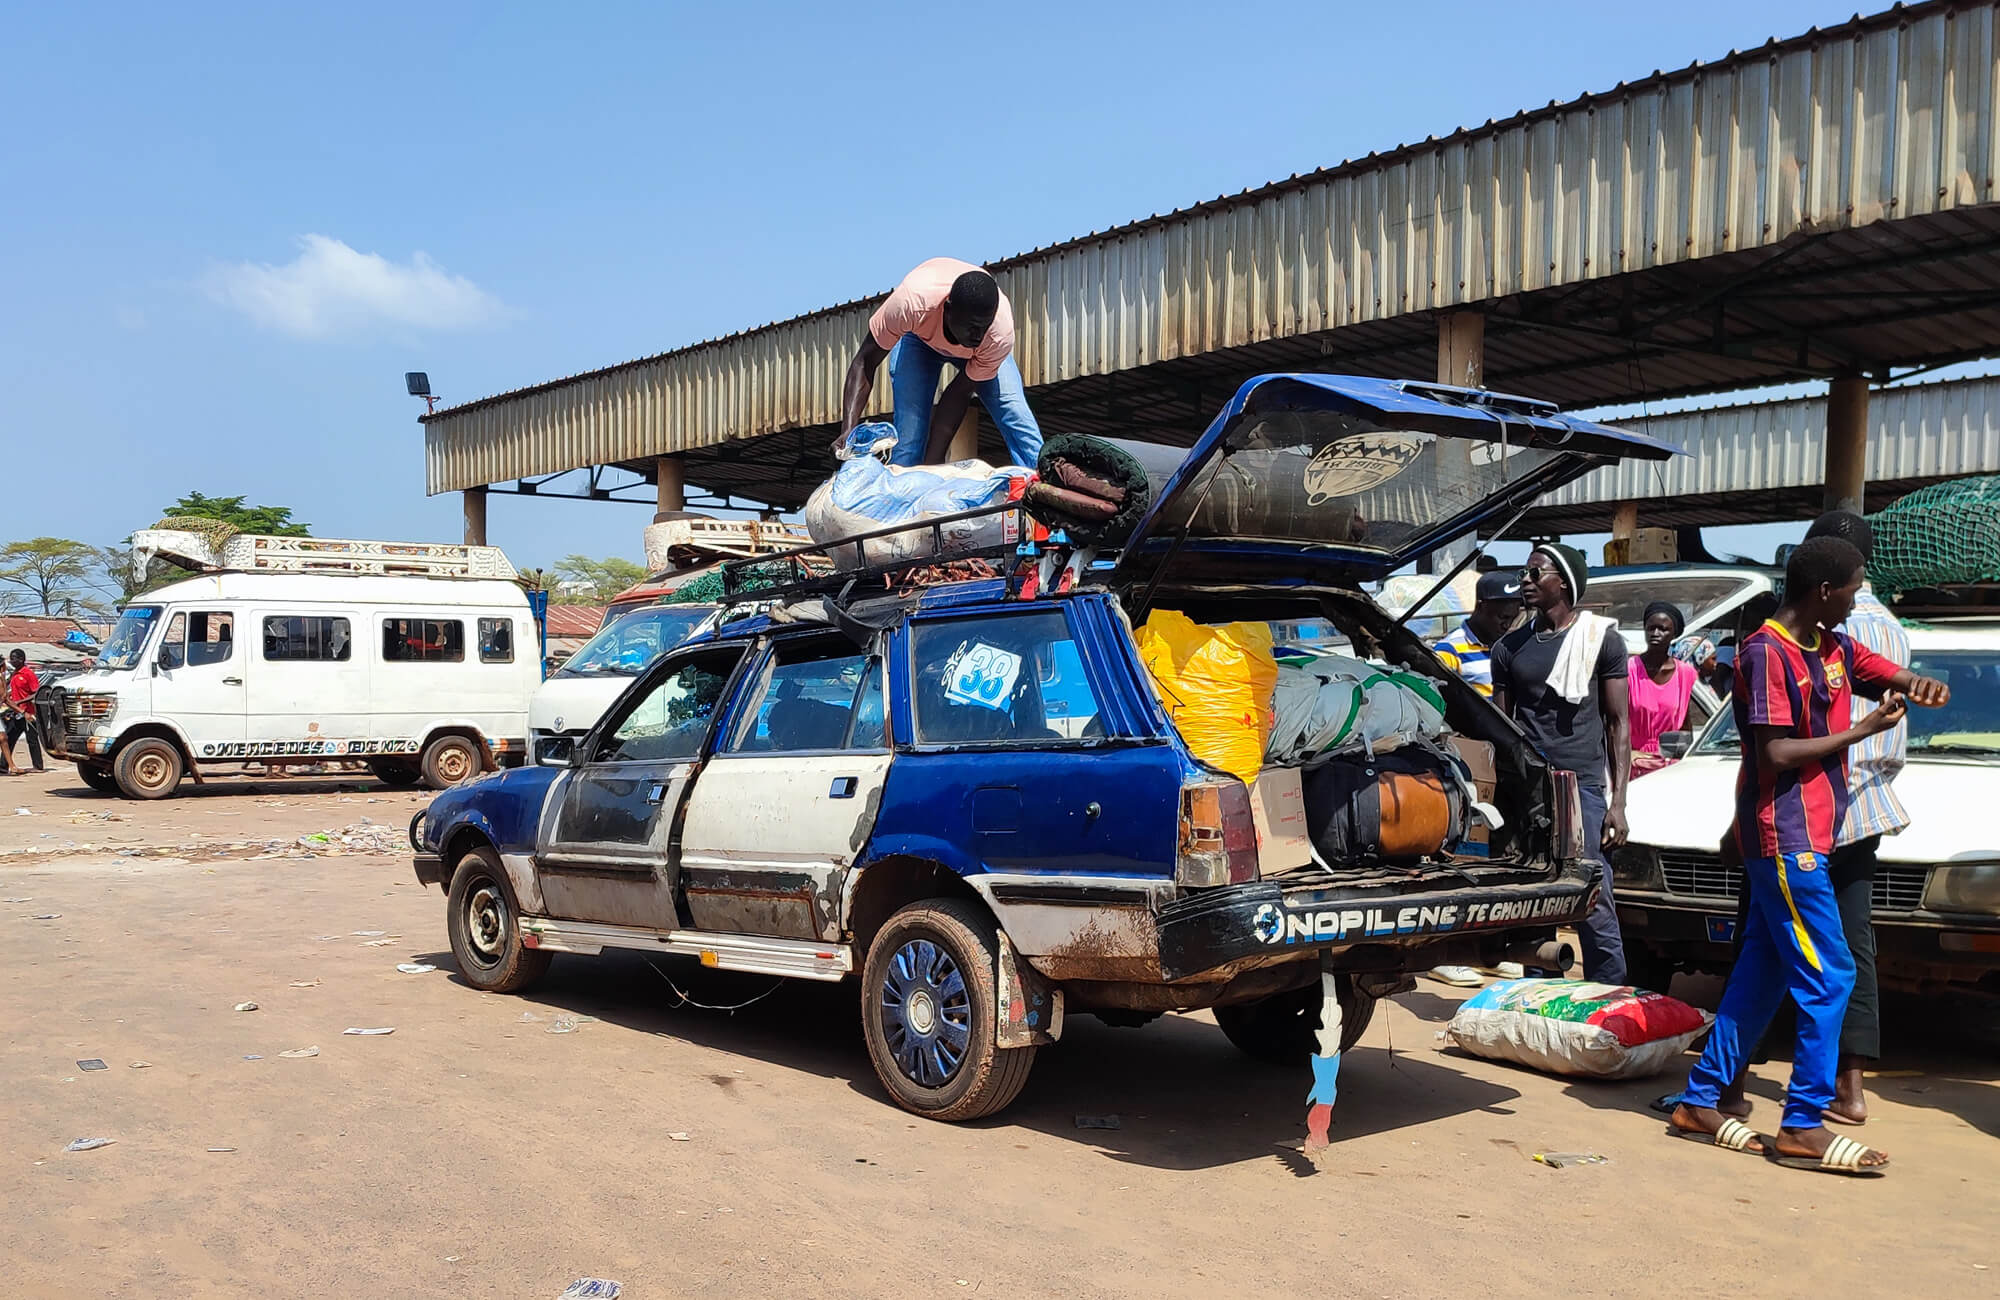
[
  {"x1": 1550, "y1": 769, "x2": 1584, "y2": 861},
  {"x1": 1178, "y1": 777, "x2": 1259, "y2": 887}
]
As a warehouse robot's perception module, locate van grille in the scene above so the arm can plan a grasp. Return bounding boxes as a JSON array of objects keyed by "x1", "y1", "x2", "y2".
[{"x1": 1658, "y1": 849, "x2": 1930, "y2": 911}]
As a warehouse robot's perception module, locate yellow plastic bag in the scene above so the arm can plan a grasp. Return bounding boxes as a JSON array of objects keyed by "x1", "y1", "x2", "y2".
[{"x1": 1135, "y1": 610, "x2": 1278, "y2": 783}]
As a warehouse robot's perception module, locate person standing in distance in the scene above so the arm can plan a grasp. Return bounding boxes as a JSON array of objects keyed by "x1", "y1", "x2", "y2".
[
  {"x1": 1426, "y1": 569, "x2": 1525, "y2": 987},
  {"x1": 1491, "y1": 544, "x2": 1632, "y2": 984},
  {"x1": 839, "y1": 258, "x2": 1044, "y2": 468}
]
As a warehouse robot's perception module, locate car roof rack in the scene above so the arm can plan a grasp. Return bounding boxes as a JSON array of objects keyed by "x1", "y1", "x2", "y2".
[
  {"x1": 131, "y1": 529, "x2": 517, "y2": 580},
  {"x1": 718, "y1": 501, "x2": 1037, "y2": 603}
]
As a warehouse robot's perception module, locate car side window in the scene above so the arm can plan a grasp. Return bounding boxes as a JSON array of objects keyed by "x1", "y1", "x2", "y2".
[
  {"x1": 728, "y1": 644, "x2": 883, "y2": 753},
  {"x1": 160, "y1": 611, "x2": 234, "y2": 669},
  {"x1": 911, "y1": 609, "x2": 1101, "y2": 744},
  {"x1": 596, "y1": 650, "x2": 741, "y2": 764}
]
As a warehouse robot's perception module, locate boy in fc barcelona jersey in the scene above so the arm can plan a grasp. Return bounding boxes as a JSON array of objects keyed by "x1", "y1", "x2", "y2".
[{"x1": 1668, "y1": 537, "x2": 1947, "y2": 1175}]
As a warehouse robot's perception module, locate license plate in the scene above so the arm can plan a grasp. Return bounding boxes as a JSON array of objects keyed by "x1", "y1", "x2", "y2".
[{"x1": 1705, "y1": 915, "x2": 1737, "y2": 944}]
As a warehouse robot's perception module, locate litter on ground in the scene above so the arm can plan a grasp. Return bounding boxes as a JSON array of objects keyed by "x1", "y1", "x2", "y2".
[
  {"x1": 278, "y1": 1046, "x2": 320, "y2": 1059},
  {"x1": 558, "y1": 1281, "x2": 622, "y2": 1300},
  {"x1": 233, "y1": 1002, "x2": 259, "y2": 1012},
  {"x1": 64, "y1": 1137, "x2": 115, "y2": 1152},
  {"x1": 77, "y1": 1059, "x2": 107, "y2": 1071},
  {"x1": 342, "y1": 1026, "x2": 395, "y2": 1036},
  {"x1": 396, "y1": 963, "x2": 436, "y2": 974}
]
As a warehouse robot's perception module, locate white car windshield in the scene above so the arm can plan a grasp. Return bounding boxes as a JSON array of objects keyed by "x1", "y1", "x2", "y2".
[
  {"x1": 1694, "y1": 649, "x2": 2000, "y2": 760},
  {"x1": 97, "y1": 606, "x2": 162, "y2": 670},
  {"x1": 1578, "y1": 572, "x2": 1766, "y2": 636},
  {"x1": 554, "y1": 606, "x2": 712, "y2": 679}
]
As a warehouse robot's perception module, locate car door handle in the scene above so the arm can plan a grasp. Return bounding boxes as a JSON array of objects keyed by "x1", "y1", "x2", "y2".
[
  {"x1": 646, "y1": 782, "x2": 666, "y2": 804},
  {"x1": 829, "y1": 777, "x2": 858, "y2": 799},
  {"x1": 222, "y1": 676, "x2": 243, "y2": 686}
]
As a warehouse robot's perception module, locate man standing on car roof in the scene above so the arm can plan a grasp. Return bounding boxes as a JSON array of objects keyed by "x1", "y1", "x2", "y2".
[
  {"x1": 1491, "y1": 544, "x2": 1632, "y2": 984},
  {"x1": 839, "y1": 258, "x2": 1044, "y2": 469},
  {"x1": 1715, "y1": 510, "x2": 1910, "y2": 1127},
  {"x1": 1427, "y1": 569, "x2": 1526, "y2": 987},
  {"x1": 1668, "y1": 536, "x2": 1945, "y2": 1176}
]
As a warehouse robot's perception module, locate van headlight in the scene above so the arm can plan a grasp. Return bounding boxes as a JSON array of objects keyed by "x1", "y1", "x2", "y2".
[
  {"x1": 1924, "y1": 863, "x2": 2000, "y2": 914},
  {"x1": 1611, "y1": 844, "x2": 1663, "y2": 890}
]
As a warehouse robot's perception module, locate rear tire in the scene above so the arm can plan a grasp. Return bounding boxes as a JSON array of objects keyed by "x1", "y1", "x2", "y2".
[
  {"x1": 113, "y1": 737, "x2": 183, "y2": 800},
  {"x1": 446, "y1": 848, "x2": 550, "y2": 993},
  {"x1": 369, "y1": 760, "x2": 422, "y2": 789},
  {"x1": 421, "y1": 735, "x2": 482, "y2": 789},
  {"x1": 77, "y1": 762, "x2": 118, "y2": 794},
  {"x1": 1212, "y1": 974, "x2": 1375, "y2": 1067},
  {"x1": 860, "y1": 898, "x2": 1036, "y2": 1122}
]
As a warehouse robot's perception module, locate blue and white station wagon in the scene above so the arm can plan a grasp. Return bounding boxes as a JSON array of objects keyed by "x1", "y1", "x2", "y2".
[{"x1": 412, "y1": 374, "x2": 1676, "y2": 1120}]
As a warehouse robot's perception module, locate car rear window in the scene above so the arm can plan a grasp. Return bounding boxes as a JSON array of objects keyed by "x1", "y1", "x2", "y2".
[{"x1": 910, "y1": 610, "x2": 1101, "y2": 744}]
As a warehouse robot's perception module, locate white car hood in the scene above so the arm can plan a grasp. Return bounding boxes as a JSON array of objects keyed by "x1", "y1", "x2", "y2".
[
  {"x1": 1627, "y1": 753, "x2": 2000, "y2": 865},
  {"x1": 528, "y1": 674, "x2": 634, "y2": 733}
]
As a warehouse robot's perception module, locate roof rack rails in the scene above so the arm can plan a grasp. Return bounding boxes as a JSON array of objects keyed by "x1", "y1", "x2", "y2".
[
  {"x1": 719, "y1": 501, "x2": 1034, "y2": 602},
  {"x1": 131, "y1": 530, "x2": 517, "y2": 580}
]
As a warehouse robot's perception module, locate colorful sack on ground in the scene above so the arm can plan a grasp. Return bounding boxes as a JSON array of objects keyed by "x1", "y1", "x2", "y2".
[
  {"x1": 1445, "y1": 978, "x2": 1712, "y2": 1080},
  {"x1": 1136, "y1": 610, "x2": 1278, "y2": 784}
]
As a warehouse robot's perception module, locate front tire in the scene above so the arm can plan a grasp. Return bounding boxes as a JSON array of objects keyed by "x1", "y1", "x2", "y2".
[
  {"x1": 421, "y1": 735, "x2": 482, "y2": 790},
  {"x1": 446, "y1": 848, "x2": 550, "y2": 993},
  {"x1": 860, "y1": 898, "x2": 1036, "y2": 1122},
  {"x1": 1212, "y1": 974, "x2": 1376, "y2": 1067},
  {"x1": 368, "y1": 760, "x2": 422, "y2": 789},
  {"x1": 77, "y1": 762, "x2": 119, "y2": 794},
  {"x1": 113, "y1": 738, "x2": 183, "y2": 800}
]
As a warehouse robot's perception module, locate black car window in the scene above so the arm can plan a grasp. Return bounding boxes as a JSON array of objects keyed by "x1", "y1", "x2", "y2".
[
  {"x1": 910, "y1": 609, "x2": 1100, "y2": 744},
  {"x1": 729, "y1": 643, "x2": 882, "y2": 754}
]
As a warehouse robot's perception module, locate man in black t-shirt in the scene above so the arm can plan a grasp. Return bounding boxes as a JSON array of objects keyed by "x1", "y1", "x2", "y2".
[{"x1": 1491, "y1": 543, "x2": 1632, "y2": 984}]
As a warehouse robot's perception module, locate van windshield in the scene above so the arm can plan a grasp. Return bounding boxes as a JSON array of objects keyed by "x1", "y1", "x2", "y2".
[
  {"x1": 555, "y1": 606, "x2": 711, "y2": 678},
  {"x1": 1168, "y1": 412, "x2": 1561, "y2": 556},
  {"x1": 98, "y1": 606, "x2": 162, "y2": 670}
]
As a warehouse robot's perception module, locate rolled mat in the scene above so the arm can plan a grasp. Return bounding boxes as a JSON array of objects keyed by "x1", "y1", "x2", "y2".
[{"x1": 1027, "y1": 433, "x2": 1155, "y2": 545}]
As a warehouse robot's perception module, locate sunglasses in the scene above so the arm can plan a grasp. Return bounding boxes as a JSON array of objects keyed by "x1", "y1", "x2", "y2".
[{"x1": 1520, "y1": 565, "x2": 1553, "y2": 583}]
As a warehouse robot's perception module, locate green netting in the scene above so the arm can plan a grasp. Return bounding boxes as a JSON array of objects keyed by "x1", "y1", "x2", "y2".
[
  {"x1": 1866, "y1": 475, "x2": 2000, "y2": 597},
  {"x1": 151, "y1": 516, "x2": 241, "y2": 549}
]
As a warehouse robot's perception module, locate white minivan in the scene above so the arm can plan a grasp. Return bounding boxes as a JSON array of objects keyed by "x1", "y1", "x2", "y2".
[{"x1": 36, "y1": 533, "x2": 543, "y2": 799}]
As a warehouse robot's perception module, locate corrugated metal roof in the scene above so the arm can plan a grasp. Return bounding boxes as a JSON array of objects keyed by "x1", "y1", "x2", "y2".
[
  {"x1": 1523, "y1": 373, "x2": 2000, "y2": 529},
  {"x1": 425, "y1": 0, "x2": 2000, "y2": 502}
]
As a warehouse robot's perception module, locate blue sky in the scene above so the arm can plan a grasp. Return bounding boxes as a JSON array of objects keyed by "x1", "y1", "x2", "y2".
[{"x1": 7, "y1": 0, "x2": 1859, "y2": 578}]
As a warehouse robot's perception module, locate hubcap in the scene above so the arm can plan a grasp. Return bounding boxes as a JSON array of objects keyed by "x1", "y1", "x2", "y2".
[
  {"x1": 437, "y1": 745, "x2": 472, "y2": 783},
  {"x1": 134, "y1": 751, "x2": 170, "y2": 789},
  {"x1": 879, "y1": 938, "x2": 971, "y2": 1088},
  {"x1": 466, "y1": 881, "x2": 507, "y2": 966}
]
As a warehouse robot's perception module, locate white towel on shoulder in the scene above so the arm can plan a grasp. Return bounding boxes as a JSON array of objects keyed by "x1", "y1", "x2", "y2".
[{"x1": 1547, "y1": 611, "x2": 1616, "y2": 704}]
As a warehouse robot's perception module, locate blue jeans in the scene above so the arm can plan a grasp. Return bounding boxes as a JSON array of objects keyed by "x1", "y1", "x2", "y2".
[
  {"x1": 1683, "y1": 852, "x2": 1856, "y2": 1130},
  {"x1": 1575, "y1": 779, "x2": 1627, "y2": 985},
  {"x1": 886, "y1": 334, "x2": 1044, "y2": 468}
]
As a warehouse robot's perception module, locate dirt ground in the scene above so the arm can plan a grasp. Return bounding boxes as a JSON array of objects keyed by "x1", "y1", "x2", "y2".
[{"x1": 3, "y1": 767, "x2": 1996, "y2": 1299}]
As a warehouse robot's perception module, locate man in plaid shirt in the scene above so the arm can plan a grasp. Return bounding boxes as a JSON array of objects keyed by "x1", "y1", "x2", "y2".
[{"x1": 1717, "y1": 510, "x2": 1908, "y2": 1126}]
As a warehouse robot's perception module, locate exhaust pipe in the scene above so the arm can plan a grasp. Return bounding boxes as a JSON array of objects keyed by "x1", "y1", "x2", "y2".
[{"x1": 1497, "y1": 938, "x2": 1574, "y2": 973}]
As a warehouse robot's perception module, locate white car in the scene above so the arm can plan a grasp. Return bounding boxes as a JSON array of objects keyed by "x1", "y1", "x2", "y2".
[{"x1": 1612, "y1": 616, "x2": 2000, "y2": 998}]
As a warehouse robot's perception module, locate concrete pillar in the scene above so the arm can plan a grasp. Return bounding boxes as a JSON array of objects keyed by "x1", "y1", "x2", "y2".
[
  {"x1": 1432, "y1": 312, "x2": 1485, "y2": 570},
  {"x1": 653, "y1": 455, "x2": 686, "y2": 523},
  {"x1": 945, "y1": 406, "x2": 981, "y2": 463},
  {"x1": 1825, "y1": 374, "x2": 1870, "y2": 515},
  {"x1": 462, "y1": 487, "x2": 488, "y2": 547}
]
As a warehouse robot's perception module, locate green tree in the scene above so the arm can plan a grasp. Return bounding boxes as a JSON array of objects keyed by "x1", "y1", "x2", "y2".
[
  {"x1": 159, "y1": 491, "x2": 310, "y2": 536},
  {"x1": 0, "y1": 537, "x2": 111, "y2": 616},
  {"x1": 551, "y1": 554, "x2": 646, "y2": 603}
]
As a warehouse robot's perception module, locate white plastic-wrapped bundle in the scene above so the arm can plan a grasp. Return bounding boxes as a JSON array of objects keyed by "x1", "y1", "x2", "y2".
[
  {"x1": 1266, "y1": 654, "x2": 1448, "y2": 763},
  {"x1": 803, "y1": 424, "x2": 1029, "y2": 570}
]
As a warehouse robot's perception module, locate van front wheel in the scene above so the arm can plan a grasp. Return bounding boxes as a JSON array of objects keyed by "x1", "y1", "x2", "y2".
[
  {"x1": 421, "y1": 735, "x2": 482, "y2": 789},
  {"x1": 113, "y1": 738, "x2": 183, "y2": 800}
]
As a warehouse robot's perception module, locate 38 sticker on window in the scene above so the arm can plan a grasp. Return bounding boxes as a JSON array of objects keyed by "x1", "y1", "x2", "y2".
[{"x1": 944, "y1": 642, "x2": 1023, "y2": 712}]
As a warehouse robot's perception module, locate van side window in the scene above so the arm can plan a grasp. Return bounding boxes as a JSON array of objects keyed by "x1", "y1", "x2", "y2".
[
  {"x1": 264, "y1": 616, "x2": 351, "y2": 662},
  {"x1": 478, "y1": 617, "x2": 514, "y2": 664},
  {"x1": 910, "y1": 609, "x2": 1101, "y2": 744},
  {"x1": 159, "y1": 611, "x2": 234, "y2": 670},
  {"x1": 728, "y1": 644, "x2": 882, "y2": 753},
  {"x1": 382, "y1": 618, "x2": 465, "y2": 663}
]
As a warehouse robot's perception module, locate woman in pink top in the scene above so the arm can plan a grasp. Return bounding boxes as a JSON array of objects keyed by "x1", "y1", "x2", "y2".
[{"x1": 1628, "y1": 601, "x2": 1696, "y2": 777}]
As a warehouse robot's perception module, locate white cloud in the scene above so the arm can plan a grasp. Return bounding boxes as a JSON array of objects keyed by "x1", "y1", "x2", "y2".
[{"x1": 204, "y1": 234, "x2": 510, "y2": 338}]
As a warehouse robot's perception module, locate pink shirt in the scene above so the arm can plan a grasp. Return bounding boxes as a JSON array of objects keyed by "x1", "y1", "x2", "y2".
[
  {"x1": 1627, "y1": 655, "x2": 1695, "y2": 755},
  {"x1": 868, "y1": 257, "x2": 1015, "y2": 382}
]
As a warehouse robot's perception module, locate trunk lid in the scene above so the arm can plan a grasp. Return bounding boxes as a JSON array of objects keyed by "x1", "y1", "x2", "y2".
[{"x1": 1109, "y1": 374, "x2": 1680, "y2": 591}]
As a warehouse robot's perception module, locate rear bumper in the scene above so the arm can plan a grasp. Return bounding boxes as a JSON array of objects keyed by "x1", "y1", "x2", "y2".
[{"x1": 1156, "y1": 856, "x2": 1597, "y2": 981}]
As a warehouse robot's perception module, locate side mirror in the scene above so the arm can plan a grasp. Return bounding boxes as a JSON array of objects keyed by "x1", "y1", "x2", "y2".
[
  {"x1": 535, "y1": 738, "x2": 575, "y2": 768},
  {"x1": 1659, "y1": 730, "x2": 1693, "y2": 759}
]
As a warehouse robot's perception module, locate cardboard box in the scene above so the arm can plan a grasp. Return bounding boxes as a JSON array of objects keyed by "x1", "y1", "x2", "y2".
[
  {"x1": 1602, "y1": 527, "x2": 1678, "y2": 567},
  {"x1": 1250, "y1": 766, "x2": 1313, "y2": 874},
  {"x1": 1449, "y1": 736, "x2": 1497, "y2": 851}
]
